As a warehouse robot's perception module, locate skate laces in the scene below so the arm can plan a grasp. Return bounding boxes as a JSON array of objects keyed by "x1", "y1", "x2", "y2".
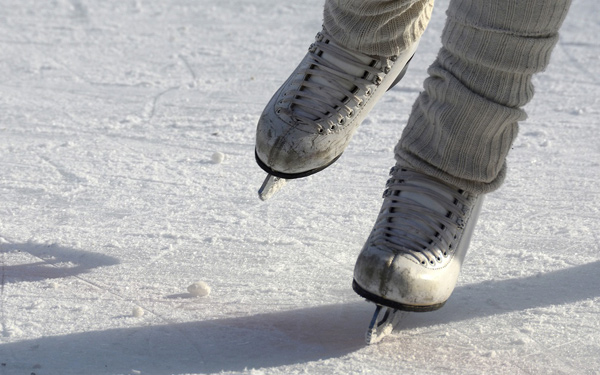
[
  {"x1": 371, "y1": 167, "x2": 477, "y2": 266},
  {"x1": 277, "y1": 31, "x2": 394, "y2": 133}
]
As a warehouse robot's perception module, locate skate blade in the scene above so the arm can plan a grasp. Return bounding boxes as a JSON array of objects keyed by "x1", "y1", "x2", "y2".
[
  {"x1": 258, "y1": 174, "x2": 287, "y2": 201},
  {"x1": 365, "y1": 305, "x2": 407, "y2": 345}
]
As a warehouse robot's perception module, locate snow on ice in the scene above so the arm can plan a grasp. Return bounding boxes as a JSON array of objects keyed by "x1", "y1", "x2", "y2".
[
  {"x1": 132, "y1": 306, "x2": 145, "y2": 318},
  {"x1": 187, "y1": 281, "x2": 211, "y2": 298},
  {"x1": 211, "y1": 152, "x2": 226, "y2": 165}
]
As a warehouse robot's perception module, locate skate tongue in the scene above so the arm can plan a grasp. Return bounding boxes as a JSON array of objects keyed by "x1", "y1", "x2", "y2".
[
  {"x1": 314, "y1": 38, "x2": 375, "y2": 87},
  {"x1": 385, "y1": 172, "x2": 460, "y2": 255},
  {"x1": 292, "y1": 37, "x2": 379, "y2": 123},
  {"x1": 401, "y1": 189, "x2": 451, "y2": 217}
]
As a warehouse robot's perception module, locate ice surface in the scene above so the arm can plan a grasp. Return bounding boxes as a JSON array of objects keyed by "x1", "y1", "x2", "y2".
[{"x1": 0, "y1": 0, "x2": 598, "y2": 374}]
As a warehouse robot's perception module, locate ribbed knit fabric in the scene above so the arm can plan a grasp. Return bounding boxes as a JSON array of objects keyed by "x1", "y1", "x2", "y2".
[
  {"x1": 323, "y1": 0, "x2": 434, "y2": 56},
  {"x1": 395, "y1": 0, "x2": 572, "y2": 194}
]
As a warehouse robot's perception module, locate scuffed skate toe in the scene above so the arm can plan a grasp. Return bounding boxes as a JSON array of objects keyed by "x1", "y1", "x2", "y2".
[
  {"x1": 255, "y1": 112, "x2": 344, "y2": 178},
  {"x1": 353, "y1": 244, "x2": 451, "y2": 312}
]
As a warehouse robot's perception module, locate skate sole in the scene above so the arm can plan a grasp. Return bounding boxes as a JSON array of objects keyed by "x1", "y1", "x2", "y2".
[
  {"x1": 255, "y1": 149, "x2": 342, "y2": 179},
  {"x1": 352, "y1": 279, "x2": 446, "y2": 313}
]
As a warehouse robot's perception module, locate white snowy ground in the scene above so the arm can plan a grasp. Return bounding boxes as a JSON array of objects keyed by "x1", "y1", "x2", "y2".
[{"x1": 0, "y1": 0, "x2": 598, "y2": 374}]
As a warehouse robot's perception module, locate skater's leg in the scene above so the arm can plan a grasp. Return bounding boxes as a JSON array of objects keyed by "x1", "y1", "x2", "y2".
[
  {"x1": 323, "y1": 0, "x2": 434, "y2": 56},
  {"x1": 396, "y1": 0, "x2": 572, "y2": 194},
  {"x1": 255, "y1": 0, "x2": 433, "y2": 184},
  {"x1": 354, "y1": 0, "x2": 572, "y2": 310}
]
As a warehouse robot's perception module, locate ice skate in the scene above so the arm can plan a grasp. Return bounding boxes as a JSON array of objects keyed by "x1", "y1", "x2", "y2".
[
  {"x1": 353, "y1": 167, "x2": 484, "y2": 342},
  {"x1": 255, "y1": 30, "x2": 418, "y2": 200}
]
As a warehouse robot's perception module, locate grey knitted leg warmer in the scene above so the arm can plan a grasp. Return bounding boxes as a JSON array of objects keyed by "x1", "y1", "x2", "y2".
[
  {"x1": 395, "y1": 0, "x2": 572, "y2": 194},
  {"x1": 323, "y1": 0, "x2": 434, "y2": 56}
]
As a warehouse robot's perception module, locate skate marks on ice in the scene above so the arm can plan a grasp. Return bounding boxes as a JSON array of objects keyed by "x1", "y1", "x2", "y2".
[
  {"x1": 1, "y1": 261, "x2": 598, "y2": 374},
  {"x1": 0, "y1": 240, "x2": 120, "y2": 343},
  {"x1": 0, "y1": 301, "x2": 367, "y2": 374},
  {"x1": 0, "y1": 240, "x2": 119, "y2": 284}
]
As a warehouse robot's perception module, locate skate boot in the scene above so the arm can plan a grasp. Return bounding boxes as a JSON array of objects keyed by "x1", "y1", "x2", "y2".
[
  {"x1": 255, "y1": 30, "x2": 418, "y2": 200},
  {"x1": 354, "y1": 166, "x2": 484, "y2": 318}
]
